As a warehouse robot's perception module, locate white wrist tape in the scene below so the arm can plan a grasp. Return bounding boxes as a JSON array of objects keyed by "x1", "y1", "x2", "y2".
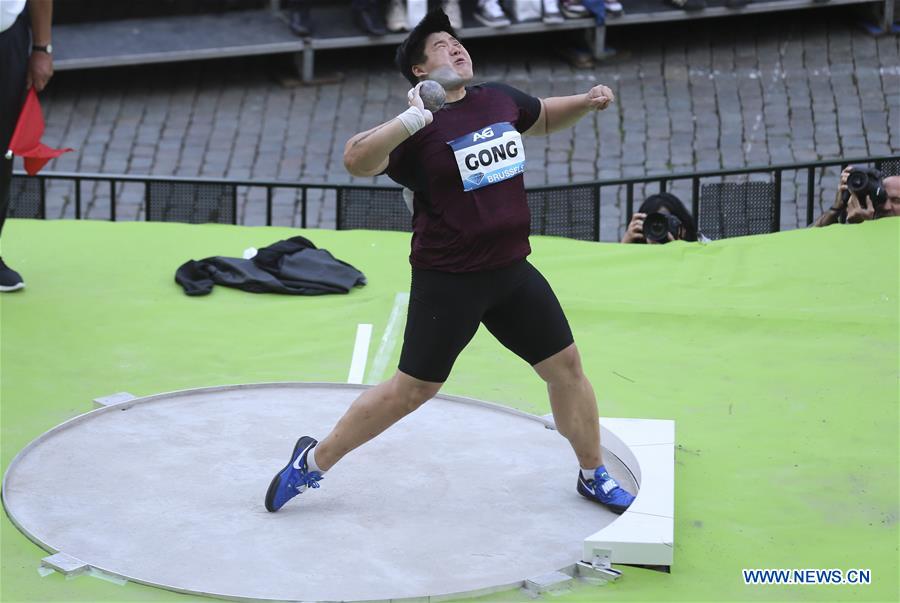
[{"x1": 397, "y1": 106, "x2": 427, "y2": 136}]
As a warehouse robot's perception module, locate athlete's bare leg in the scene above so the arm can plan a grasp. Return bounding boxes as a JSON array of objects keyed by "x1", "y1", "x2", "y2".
[
  {"x1": 533, "y1": 343, "x2": 603, "y2": 469},
  {"x1": 313, "y1": 371, "x2": 442, "y2": 471}
]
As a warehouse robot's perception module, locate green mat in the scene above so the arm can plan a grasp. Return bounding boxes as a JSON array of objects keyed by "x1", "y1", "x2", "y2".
[{"x1": 1, "y1": 218, "x2": 897, "y2": 602}]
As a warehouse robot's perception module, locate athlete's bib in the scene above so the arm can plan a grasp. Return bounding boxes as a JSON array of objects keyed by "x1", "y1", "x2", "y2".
[{"x1": 447, "y1": 122, "x2": 526, "y2": 192}]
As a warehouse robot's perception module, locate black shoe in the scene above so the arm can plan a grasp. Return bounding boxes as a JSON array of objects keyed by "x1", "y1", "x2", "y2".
[
  {"x1": 354, "y1": 4, "x2": 387, "y2": 36},
  {"x1": 667, "y1": 0, "x2": 706, "y2": 10},
  {"x1": 0, "y1": 257, "x2": 25, "y2": 292},
  {"x1": 288, "y1": 8, "x2": 313, "y2": 37},
  {"x1": 555, "y1": 44, "x2": 594, "y2": 69}
]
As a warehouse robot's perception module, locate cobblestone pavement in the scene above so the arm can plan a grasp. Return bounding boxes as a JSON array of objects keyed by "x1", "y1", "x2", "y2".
[{"x1": 37, "y1": 9, "x2": 900, "y2": 241}]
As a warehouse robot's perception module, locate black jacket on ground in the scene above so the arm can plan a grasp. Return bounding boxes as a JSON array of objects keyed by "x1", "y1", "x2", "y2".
[{"x1": 175, "y1": 236, "x2": 367, "y2": 296}]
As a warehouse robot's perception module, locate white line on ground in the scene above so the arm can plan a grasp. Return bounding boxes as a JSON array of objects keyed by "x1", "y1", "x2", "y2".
[
  {"x1": 347, "y1": 323, "x2": 373, "y2": 385},
  {"x1": 365, "y1": 292, "x2": 410, "y2": 385}
]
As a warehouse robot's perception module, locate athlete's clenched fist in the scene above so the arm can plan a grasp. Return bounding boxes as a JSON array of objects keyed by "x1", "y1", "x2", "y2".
[{"x1": 585, "y1": 85, "x2": 615, "y2": 111}]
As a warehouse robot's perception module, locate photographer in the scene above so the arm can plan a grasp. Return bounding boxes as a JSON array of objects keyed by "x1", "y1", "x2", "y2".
[
  {"x1": 814, "y1": 166, "x2": 900, "y2": 227},
  {"x1": 622, "y1": 192, "x2": 698, "y2": 244}
]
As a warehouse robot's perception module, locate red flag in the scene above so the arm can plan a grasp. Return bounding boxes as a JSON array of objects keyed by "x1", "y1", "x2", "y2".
[{"x1": 5, "y1": 87, "x2": 74, "y2": 176}]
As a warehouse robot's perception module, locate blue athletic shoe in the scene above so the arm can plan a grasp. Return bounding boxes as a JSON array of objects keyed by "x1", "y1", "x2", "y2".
[
  {"x1": 577, "y1": 466, "x2": 635, "y2": 514},
  {"x1": 265, "y1": 436, "x2": 323, "y2": 512}
]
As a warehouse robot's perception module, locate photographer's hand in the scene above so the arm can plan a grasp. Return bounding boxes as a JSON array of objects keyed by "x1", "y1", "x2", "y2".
[
  {"x1": 814, "y1": 166, "x2": 852, "y2": 227},
  {"x1": 845, "y1": 193, "x2": 875, "y2": 224},
  {"x1": 835, "y1": 166, "x2": 852, "y2": 211},
  {"x1": 622, "y1": 213, "x2": 646, "y2": 243}
]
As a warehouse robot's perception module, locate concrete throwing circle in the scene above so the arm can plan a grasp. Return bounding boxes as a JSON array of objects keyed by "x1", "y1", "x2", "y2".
[{"x1": 2, "y1": 383, "x2": 637, "y2": 602}]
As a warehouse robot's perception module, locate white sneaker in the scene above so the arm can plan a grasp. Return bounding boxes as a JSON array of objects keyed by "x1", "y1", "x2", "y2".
[
  {"x1": 543, "y1": 0, "x2": 565, "y2": 23},
  {"x1": 474, "y1": 0, "x2": 511, "y2": 27},
  {"x1": 443, "y1": 0, "x2": 463, "y2": 29},
  {"x1": 605, "y1": 0, "x2": 624, "y2": 15},
  {"x1": 386, "y1": 0, "x2": 407, "y2": 32},
  {"x1": 560, "y1": 0, "x2": 589, "y2": 18}
]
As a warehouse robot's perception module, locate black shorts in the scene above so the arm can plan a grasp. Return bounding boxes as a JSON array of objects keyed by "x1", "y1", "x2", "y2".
[{"x1": 398, "y1": 259, "x2": 574, "y2": 383}]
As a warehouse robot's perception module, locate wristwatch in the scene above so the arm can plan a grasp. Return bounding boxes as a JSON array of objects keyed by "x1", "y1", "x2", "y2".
[{"x1": 32, "y1": 44, "x2": 53, "y2": 54}]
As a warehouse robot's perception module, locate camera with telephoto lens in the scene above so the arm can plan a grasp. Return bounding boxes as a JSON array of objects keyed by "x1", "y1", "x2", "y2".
[
  {"x1": 842, "y1": 167, "x2": 886, "y2": 206},
  {"x1": 643, "y1": 212, "x2": 682, "y2": 244}
]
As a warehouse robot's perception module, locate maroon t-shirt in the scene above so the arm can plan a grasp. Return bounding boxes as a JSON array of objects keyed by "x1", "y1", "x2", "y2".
[{"x1": 385, "y1": 82, "x2": 542, "y2": 272}]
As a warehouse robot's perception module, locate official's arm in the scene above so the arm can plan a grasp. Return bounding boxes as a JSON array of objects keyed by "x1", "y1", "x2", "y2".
[{"x1": 27, "y1": 0, "x2": 54, "y2": 92}]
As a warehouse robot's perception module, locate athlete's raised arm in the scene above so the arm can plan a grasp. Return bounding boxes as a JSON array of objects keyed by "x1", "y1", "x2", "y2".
[
  {"x1": 343, "y1": 85, "x2": 434, "y2": 177},
  {"x1": 525, "y1": 84, "x2": 615, "y2": 137}
]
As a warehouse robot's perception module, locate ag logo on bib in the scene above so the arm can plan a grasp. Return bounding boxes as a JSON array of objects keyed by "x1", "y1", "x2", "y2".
[{"x1": 448, "y1": 122, "x2": 525, "y2": 192}]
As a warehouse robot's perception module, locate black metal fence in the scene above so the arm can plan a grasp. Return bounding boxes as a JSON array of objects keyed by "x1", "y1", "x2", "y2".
[{"x1": 11, "y1": 154, "x2": 900, "y2": 242}]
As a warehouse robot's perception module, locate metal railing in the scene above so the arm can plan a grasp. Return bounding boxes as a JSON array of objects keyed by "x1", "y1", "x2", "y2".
[
  {"x1": 12, "y1": 154, "x2": 899, "y2": 241},
  {"x1": 618, "y1": 155, "x2": 899, "y2": 227}
]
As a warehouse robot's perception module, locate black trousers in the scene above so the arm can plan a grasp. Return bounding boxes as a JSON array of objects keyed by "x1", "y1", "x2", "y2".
[
  {"x1": 0, "y1": 9, "x2": 30, "y2": 239},
  {"x1": 398, "y1": 259, "x2": 575, "y2": 383}
]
